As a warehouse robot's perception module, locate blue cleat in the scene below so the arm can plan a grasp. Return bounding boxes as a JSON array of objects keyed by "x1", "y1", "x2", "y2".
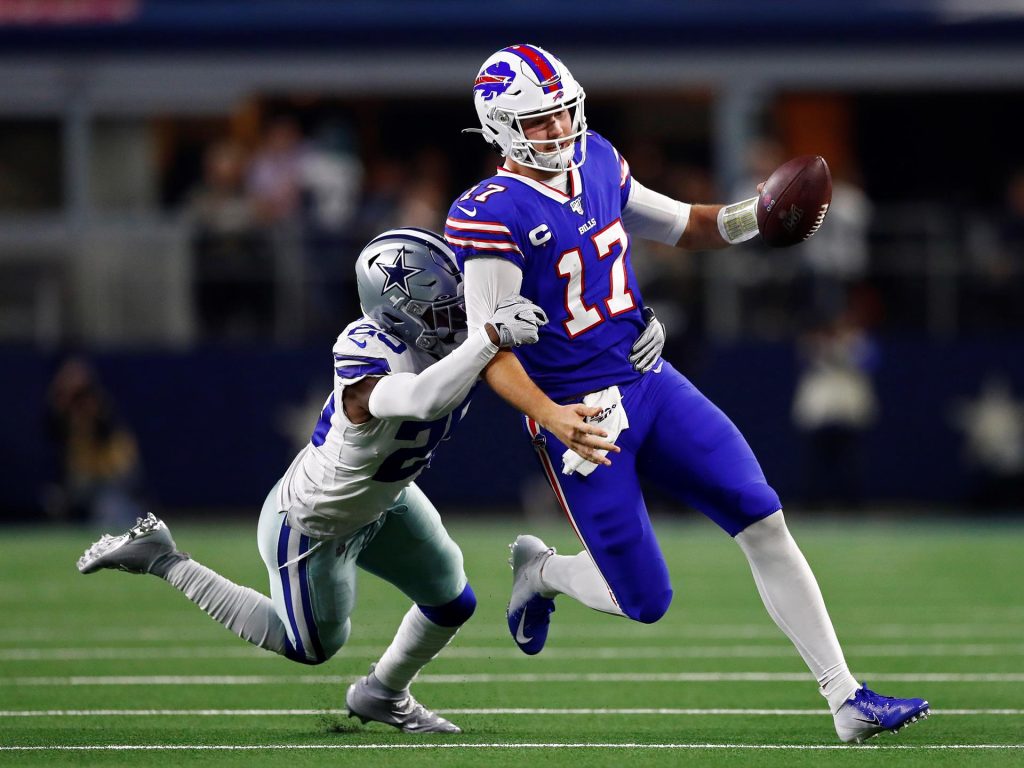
[
  {"x1": 506, "y1": 535, "x2": 557, "y2": 655},
  {"x1": 833, "y1": 683, "x2": 930, "y2": 743}
]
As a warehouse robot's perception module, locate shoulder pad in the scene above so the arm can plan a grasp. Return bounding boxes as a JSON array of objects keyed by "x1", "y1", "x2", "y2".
[{"x1": 333, "y1": 319, "x2": 412, "y2": 384}]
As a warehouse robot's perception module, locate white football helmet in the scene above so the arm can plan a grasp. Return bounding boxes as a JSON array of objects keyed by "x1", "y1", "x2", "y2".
[
  {"x1": 467, "y1": 43, "x2": 587, "y2": 172},
  {"x1": 354, "y1": 228, "x2": 467, "y2": 359}
]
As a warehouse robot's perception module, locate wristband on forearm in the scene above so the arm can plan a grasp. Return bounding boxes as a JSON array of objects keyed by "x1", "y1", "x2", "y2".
[{"x1": 716, "y1": 196, "x2": 760, "y2": 244}]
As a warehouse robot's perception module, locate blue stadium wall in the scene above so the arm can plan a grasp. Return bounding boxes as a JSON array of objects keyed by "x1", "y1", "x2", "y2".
[{"x1": 2, "y1": 339, "x2": 1022, "y2": 520}]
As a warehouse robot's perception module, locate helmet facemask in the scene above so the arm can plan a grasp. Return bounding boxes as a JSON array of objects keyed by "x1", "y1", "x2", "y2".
[
  {"x1": 492, "y1": 90, "x2": 587, "y2": 172},
  {"x1": 394, "y1": 285, "x2": 468, "y2": 358}
]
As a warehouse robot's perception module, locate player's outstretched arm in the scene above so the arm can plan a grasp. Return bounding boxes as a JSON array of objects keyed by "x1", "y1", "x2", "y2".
[
  {"x1": 623, "y1": 177, "x2": 760, "y2": 252},
  {"x1": 681, "y1": 159, "x2": 830, "y2": 250},
  {"x1": 462, "y1": 258, "x2": 620, "y2": 464},
  {"x1": 677, "y1": 203, "x2": 733, "y2": 250},
  {"x1": 345, "y1": 297, "x2": 547, "y2": 424},
  {"x1": 482, "y1": 351, "x2": 620, "y2": 466}
]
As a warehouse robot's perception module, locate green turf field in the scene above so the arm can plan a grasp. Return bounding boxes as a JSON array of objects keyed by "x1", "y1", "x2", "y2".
[{"x1": 1, "y1": 515, "x2": 1022, "y2": 766}]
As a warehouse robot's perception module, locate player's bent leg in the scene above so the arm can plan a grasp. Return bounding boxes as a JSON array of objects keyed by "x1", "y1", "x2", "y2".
[
  {"x1": 525, "y1": 416, "x2": 673, "y2": 626},
  {"x1": 635, "y1": 365, "x2": 929, "y2": 740},
  {"x1": 539, "y1": 550, "x2": 624, "y2": 617},
  {"x1": 349, "y1": 484, "x2": 469, "y2": 733},
  {"x1": 257, "y1": 485, "x2": 356, "y2": 665},
  {"x1": 78, "y1": 512, "x2": 293, "y2": 658}
]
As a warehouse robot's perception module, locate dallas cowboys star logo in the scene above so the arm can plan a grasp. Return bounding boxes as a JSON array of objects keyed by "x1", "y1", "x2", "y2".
[{"x1": 376, "y1": 247, "x2": 424, "y2": 296}]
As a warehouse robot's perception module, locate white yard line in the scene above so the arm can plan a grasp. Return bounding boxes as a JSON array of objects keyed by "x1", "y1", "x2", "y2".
[
  {"x1": 0, "y1": 707, "x2": 1019, "y2": 718},
  {"x1": 3, "y1": 672, "x2": 1023, "y2": 686},
  {"x1": 0, "y1": 743, "x2": 1021, "y2": 752},
  {"x1": 4, "y1": 643, "x2": 1024, "y2": 661},
  {"x1": 4, "y1": 622, "x2": 1024, "y2": 644}
]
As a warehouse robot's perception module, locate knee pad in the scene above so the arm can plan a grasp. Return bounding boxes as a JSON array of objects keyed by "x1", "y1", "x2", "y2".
[{"x1": 417, "y1": 583, "x2": 477, "y2": 628}]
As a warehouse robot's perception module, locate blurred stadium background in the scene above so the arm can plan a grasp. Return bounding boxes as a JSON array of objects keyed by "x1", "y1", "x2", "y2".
[
  {"x1": 1, "y1": 0, "x2": 1023, "y2": 525},
  {"x1": 2, "y1": 2, "x2": 1024, "y2": 763}
]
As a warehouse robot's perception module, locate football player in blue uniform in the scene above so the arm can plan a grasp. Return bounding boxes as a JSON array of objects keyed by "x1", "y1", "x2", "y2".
[
  {"x1": 446, "y1": 44, "x2": 929, "y2": 744},
  {"x1": 77, "y1": 228, "x2": 549, "y2": 734}
]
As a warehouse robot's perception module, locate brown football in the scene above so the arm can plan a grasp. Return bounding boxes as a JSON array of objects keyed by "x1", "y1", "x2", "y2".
[{"x1": 756, "y1": 155, "x2": 832, "y2": 247}]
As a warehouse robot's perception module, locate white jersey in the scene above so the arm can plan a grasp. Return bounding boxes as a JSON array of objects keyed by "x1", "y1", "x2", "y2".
[{"x1": 276, "y1": 317, "x2": 471, "y2": 540}]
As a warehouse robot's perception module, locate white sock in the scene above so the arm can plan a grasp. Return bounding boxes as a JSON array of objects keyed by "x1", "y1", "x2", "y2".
[
  {"x1": 540, "y1": 551, "x2": 625, "y2": 617},
  {"x1": 734, "y1": 511, "x2": 860, "y2": 713},
  {"x1": 372, "y1": 605, "x2": 461, "y2": 693},
  {"x1": 161, "y1": 558, "x2": 290, "y2": 656}
]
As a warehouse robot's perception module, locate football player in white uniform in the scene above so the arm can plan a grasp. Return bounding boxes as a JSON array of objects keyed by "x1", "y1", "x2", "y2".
[{"x1": 76, "y1": 227, "x2": 549, "y2": 734}]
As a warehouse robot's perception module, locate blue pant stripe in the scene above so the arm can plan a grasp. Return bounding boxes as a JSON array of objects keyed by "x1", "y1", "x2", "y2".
[
  {"x1": 277, "y1": 523, "x2": 306, "y2": 660},
  {"x1": 297, "y1": 534, "x2": 326, "y2": 662}
]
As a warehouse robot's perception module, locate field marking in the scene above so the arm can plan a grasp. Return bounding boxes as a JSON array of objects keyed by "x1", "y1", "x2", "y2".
[
  {"x1": 0, "y1": 707, "x2": 1020, "y2": 718},
  {"x1": 6, "y1": 622, "x2": 1024, "y2": 644},
  {"x1": 1, "y1": 743, "x2": 1021, "y2": 752},
  {"x1": 4, "y1": 672, "x2": 1024, "y2": 686},
  {"x1": 6, "y1": 642, "x2": 1024, "y2": 662}
]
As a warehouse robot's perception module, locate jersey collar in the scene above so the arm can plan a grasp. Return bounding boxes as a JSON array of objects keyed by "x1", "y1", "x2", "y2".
[{"x1": 495, "y1": 164, "x2": 582, "y2": 205}]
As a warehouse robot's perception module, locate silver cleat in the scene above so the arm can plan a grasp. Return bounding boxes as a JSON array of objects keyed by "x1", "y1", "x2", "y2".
[
  {"x1": 77, "y1": 512, "x2": 183, "y2": 575},
  {"x1": 346, "y1": 666, "x2": 461, "y2": 734}
]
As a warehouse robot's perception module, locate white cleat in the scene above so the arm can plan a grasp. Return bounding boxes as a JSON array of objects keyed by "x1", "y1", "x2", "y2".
[
  {"x1": 346, "y1": 666, "x2": 461, "y2": 734},
  {"x1": 77, "y1": 512, "x2": 184, "y2": 575},
  {"x1": 506, "y1": 534, "x2": 557, "y2": 655}
]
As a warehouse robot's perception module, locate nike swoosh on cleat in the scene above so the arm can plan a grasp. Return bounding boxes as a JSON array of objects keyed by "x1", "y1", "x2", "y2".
[
  {"x1": 515, "y1": 610, "x2": 532, "y2": 645},
  {"x1": 456, "y1": 205, "x2": 478, "y2": 217}
]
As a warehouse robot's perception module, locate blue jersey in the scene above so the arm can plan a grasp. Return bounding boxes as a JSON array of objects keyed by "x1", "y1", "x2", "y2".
[{"x1": 445, "y1": 132, "x2": 645, "y2": 401}]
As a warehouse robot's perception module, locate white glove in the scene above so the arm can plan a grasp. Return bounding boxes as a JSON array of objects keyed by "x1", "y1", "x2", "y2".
[
  {"x1": 629, "y1": 306, "x2": 666, "y2": 373},
  {"x1": 487, "y1": 294, "x2": 549, "y2": 348},
  {"x1": 561, "y1": 386, "x2": 629, "y2": 477}
]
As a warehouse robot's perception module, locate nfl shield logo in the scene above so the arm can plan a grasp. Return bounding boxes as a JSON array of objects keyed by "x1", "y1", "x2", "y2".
[{"x1": 570, "y1": 197, "x2": 584, "y2": 216}]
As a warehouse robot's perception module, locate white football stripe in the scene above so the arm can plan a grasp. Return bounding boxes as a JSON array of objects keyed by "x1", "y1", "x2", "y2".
[
  {"x1": 5, "y1": 641, "x2": 1021, "y2": 662},
  {"x1": 5, "y1": 621, "x2": 1023, "y2": 643},
  {"x1": 444, "y1": 218, "x2": 511, "y2": 233},
  {"x1": 1, "y1": 743, "x2": 1021, "y2": 752},
  {"x1": 0, "y1": 707, "x2": 1019, "y2": 718},
  {"x1": 444, "y1": 235, "x2": 521, "y2": 252},
  {"x1": 3, "y1": 672, "x2": 1023, "y2": 686}
]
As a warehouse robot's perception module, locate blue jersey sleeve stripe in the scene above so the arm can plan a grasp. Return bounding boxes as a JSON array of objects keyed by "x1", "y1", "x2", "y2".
[
  {"x1": 333, "y1": 353, "x2": 391, "y2": 366},
  {"x1": 335, "y1": 364, "x2": 389, "y2": 380}
]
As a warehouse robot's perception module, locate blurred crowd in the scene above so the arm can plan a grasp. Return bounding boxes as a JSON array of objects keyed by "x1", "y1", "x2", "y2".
[
  {"x1": 182, "y1": 115, "x2": 1024, "y2": 347},
  {"x1": 184, "y1": 114, "x2": 460, "y2": 341},
  {"x1": 168, "y1": 117, "x2": 1024, "y2": 512}
]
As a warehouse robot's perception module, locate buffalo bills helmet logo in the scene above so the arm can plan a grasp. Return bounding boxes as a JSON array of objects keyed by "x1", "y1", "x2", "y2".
[{"x1": 473, "y1": 61, "x2": 516, "y2": 101}]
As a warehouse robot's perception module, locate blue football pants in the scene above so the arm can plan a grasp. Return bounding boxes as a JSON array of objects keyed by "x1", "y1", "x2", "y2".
[{"x1": 525, "y1": 360, "x2": 781, "y2": 624}]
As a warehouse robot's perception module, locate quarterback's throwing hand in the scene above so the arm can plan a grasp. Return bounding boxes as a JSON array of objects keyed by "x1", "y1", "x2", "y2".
[{"x1": 487, "y1": 294, "x2": 549, "y2": 348}]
